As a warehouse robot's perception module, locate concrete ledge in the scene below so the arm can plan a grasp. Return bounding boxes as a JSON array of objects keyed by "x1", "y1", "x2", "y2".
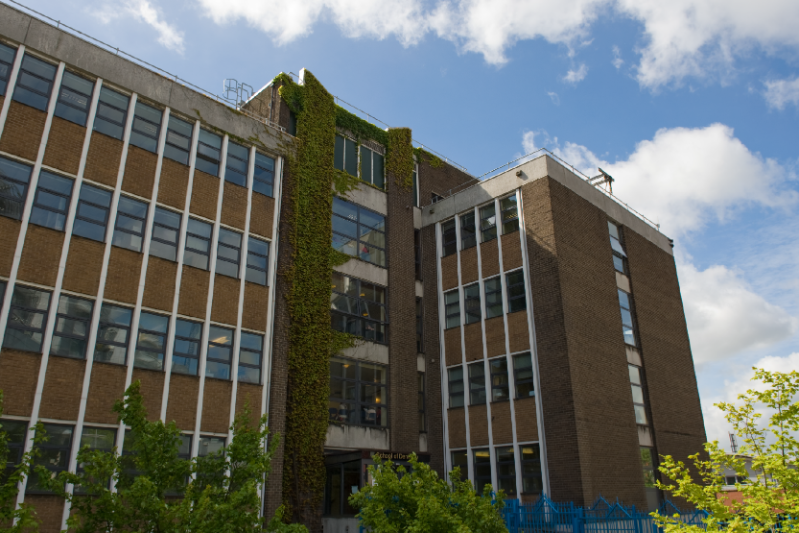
[
  {"x1": 340, "y1": 181, "x2": 387, "y2": 215},
  {"x1": 333, "y1": 258, "x2": 388, "y2": 286},
  {"x1": 326, "y1": 424, "x2": 389, "y2": 450},
  {"x1": 339, "y1": 341, "x2": 389, "y2": 365},
  {"x1": 321, "y1": 518, "x2": 360, "y2": 533}
]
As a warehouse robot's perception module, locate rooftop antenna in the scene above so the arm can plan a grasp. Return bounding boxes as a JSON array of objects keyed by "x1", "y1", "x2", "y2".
[
  {"x1": 729, "y1": 433, "x2": 738, "y2": 453},
  {"x1": 588, "y1": 167, "x2": 614, "y2": 194},
  {"x1": 223, "y1": 78, "x2": 254, "y2": 108}
]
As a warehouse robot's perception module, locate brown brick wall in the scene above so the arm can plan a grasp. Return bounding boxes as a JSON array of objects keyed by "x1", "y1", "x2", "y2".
[
  {"x1": 157, "y1": 158, "x2": 189, "y2": 209},
  {"x1": 142, "y1": 257, "x2": 177, "y2": 311},
  {"x1": 242, "y1": 282, "x2": 269, "y2": 331},
  {"x1": 210, "y1": 274, "x2": 239, "y2": 326},
  {"x1": 514, "y1": 397, "x2": 539, "y2": 442},
  {"x1": 440, "y1": 253, "x2": 458, "y2": 291},
  {"x1": 463, "y1": 322, "x2": 483, "y2": 362},
  {"x1": 85, "y1": 362, "x2": 126, "y2": 424},
  {"x1": 0, "y1": 349, "x2": 41, "y2": 415},
  {"x1": 249, "y1": 193, "x2": 274, "y2": 238},
  {"x1": 0, "y1": 101, "x2": 45, "y2": 161},
  {"x1": 444, "y1": 327, "x2": 461, "y2": 367},
  {"x1": 17, "y1": 224, "x2": 63, "y2": 287},
  {"x1": 501, "y1": 232, "x2": 523, "y2": 270},
  {"x1": 468, "y1": 403, "x2": 489, "y2": 446},
  {"x1": 484, "y1": 316, "x2": 506, "y2": 357},
  {"x1": 507, "y1": 311, "x2": 530, "y2": 353},
  {"x1": 448, "y1": 407, "x2": 466, "y2": 448},
  {"x1": 39, "y1": 356, "x2": 85, "y2": 421},
  {"x1": 460, "y1": 246, "x2": 478, "y2": 284},
  {"x1": 201, "y1": 378, "x2": 232, "y2": 433},
  {"x1": 132, "y1": 368, "x2": 165, "y2": 421},
  {"x1": 189, "y1": 170, "x2": 219, "y2": 220},
  {"x1": 121, "y1": 145, "x2": 157, "y2": 199},
  {"x1": 84, "y1": 133, "x2": 123, "y2": 187},
  {"x1": 178, "y1": 266, "x2": 209, "y2": 319},
  {"x1": 104, "y1": 247, "x2": 143, "y2": 304},
  {"x1": 62, "y1": 236, "x2": 104, "y2": 296},
  {"x1": 221, "y1": 182, "x2": 247, "y2": 230},
  {"x1": 24, "y1": 495, "x2": 64, "y2": 533},
  {"x1": 43, "y1": 117, "x2": 85, "y2": 175},
  {"x1": 165, "y1": 373, "x2": 199, "y2": 430},
  {"x1": 491, "y1": 400, "x2": 513, "y2": 444},
  {"x1": 235, "y1": 382, "x2": 263, "y2": 429},
  {"x1": 0, "y1": 217, "x2": 20, "y2": 276},
  {"x1": 417, "y1": 156, "x2": 477, "y2": 210},
  {"x1": 480, "y1": 240, "x2": 500, "y2": 278}
]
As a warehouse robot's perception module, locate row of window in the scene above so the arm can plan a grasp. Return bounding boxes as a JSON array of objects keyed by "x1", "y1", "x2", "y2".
[
  {"x1": 0, "y1": 156, "x2": 270, "y2": 285},
  {"x1": 444, "y1": 270, "x2": 526, "y2": 329},
  {"x1": 0, "y1": 420, "x2": 226, "y2": 492},
  {"x1": 330, "y1": 271, "x2": 387, "y2": 344},
  {"x1": 442, "y1": 195, "x2": 519, "y2": 257},
  {"x1": 334, "y1": 135, "x2": 385, "y2": 189},
  {"x1": 331, "y1": 197, "x2": 386, "y2": 268},
  {"x1": 0, "y1": 44, "x2": 275, "y2": 196},
  {"x1": 329, "y1": 357, "x2": 388, "y2": 427},
  {"x1": 451, "y1": 443, "x2": 543, "y2": 496},
  {"x1": 1, "y1": 283, "x2": 263, "y2": 383},
  {"x1": 448, "y1": 352, "x2": 534, "y2": 408}
]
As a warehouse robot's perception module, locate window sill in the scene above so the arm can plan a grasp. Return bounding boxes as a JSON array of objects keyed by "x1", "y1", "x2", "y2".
[
  {"x1": 516, "y1": 394, "x2": 536, "y2": 400},
  {"x1": 252, "y1": 189, "x2": 274, "y2": 200},
  {"x1": 507, "y1": 309, "x2": 527, "y2": 315},
  {"x1": 492, "y1": 399, "x2": 510, "y2": 404},
  {"x1": 328, "y1": 421, "x2": 389, "y2": 430}
]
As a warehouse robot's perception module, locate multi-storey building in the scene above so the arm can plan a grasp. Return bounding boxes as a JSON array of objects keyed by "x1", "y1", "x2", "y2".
[{"x1": 0, "y1": 3, "x2": 706, "y2": 533}]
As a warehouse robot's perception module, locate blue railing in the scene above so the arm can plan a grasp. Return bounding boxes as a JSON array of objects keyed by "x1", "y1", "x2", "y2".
[{"x1": 502, "y1": 495, "x2": 709, "y2": 533}]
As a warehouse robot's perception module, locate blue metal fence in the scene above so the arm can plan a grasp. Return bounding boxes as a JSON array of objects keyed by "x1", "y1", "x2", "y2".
[{"x1": 501, "y1": 495, "x2": 709, "y2": 533}]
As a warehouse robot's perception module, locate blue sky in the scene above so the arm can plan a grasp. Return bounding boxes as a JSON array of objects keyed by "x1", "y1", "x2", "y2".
[{"x1": 12, "y1": 0, "x2": 799, "y2": 447}]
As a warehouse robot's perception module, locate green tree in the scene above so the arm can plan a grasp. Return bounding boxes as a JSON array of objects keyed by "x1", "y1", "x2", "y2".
[
  {"x1": 0, "y1": 390, "x2": 43, "y2": 533},
  {"x1": 349, "y1": 453, "x2": 508, "y2": 533},
  {"x1": 655, "y1": 368, "x2": 799, "y2": 533}
]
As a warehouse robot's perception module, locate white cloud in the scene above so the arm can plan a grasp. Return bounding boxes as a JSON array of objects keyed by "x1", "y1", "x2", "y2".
[
  {"x1": 563, "y1": 64, "x2": 588, "y2": 84},
  {"x1": 764, "y1": 76, "x2": 799, "y2": 110},
  {"x1": 547, "y1": 91, "x2": 560, "y2": 105},
  {"x1": 612, "y1": 45, "x2": 624, "y2": 69},
  {"x1": 94, "y1": 0, "x2": 185, "y2": 53}
]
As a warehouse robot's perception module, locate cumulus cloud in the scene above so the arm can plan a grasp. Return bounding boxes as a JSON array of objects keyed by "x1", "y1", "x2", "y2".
[
  {"x1": 612, "y1": 45, "x2": 624, "y2": 69},
  {"x1": 94, "y1": 0, "x2": 184, "y2": 53},
  {"x1": 764, "y1": 76, "x2": 799, "y2": 110},
  {"x1": 563, "y1": 64, "x2": 588, "y2": 84},
  {"x1": 547, "y1": 92, "x2": 560, "y2": 105}
]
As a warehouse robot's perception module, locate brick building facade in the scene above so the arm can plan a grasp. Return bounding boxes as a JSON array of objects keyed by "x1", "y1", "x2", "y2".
[{"x1": 0, "y1": 4, "x2": 705, "y2": 533}]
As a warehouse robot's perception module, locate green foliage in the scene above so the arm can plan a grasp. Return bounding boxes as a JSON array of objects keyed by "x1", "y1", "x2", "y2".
[
  {"x1": 387, "y1": 128, "x2": 414, "y2": 192},
  {"x1": 413, "y1": 147, "x2": 444, "y2": 169},
  {"x1": 38, "y1": 381, "x2": 286, "y2": 533},
  {"x1": 334, "y1": 105, "x2": 389, "y2": 147},
  {"x1": 350, "y1": 453, "x2": 508, "y2": 533},
  {"x1": 655, "y1": 368, "x2": 799, "y2": 533},
  {"x1": 0, "y1": 391, "x2": 43, "y2": 533}
]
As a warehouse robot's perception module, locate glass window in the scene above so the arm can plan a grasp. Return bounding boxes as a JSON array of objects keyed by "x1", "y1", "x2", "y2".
[
  {"x1": 506, "y1": 270, "x2": 526, "y2": 313},
  {"x1": 331, "y1": 272, "x2": 387, "y2": 344},
  {"x1": 93, "y1": 303, "x2": 132, "y2": 365},
  {"x1": 3, "y1": 285, "x2": 50, "y2": 353},
  {"x1": 198, "y1": 436, "x2": 226, "y2": 457},
  {"x1": 630, "y1": 365, "x2": 648, "y2": 425},
  {"x1": 196, "y1": 129, "x2": 222, "y2": 176},
  {"x1": 324, "y1": 459, "x2": 361, "y2": 517},
  {"x1": 359, "y1": 146, "x2": 384, "y2": 189},
  {"x1": 129, "y1": 101, "x2": 162, "y2": 153},
  {"x1": 464, "y1": 283, "x2": 481, "y2": 324},
  {"x1": 113, "y1": 196, "x2": 148, "y2": 252},
  {"x1": 76, "y1": 426, "x2": 116, "y2": 492},
  {"x1": 253, "y1": 152, "x2": 275, "y2": 197},
  {"x1": 451, "y1": 450, "x2": 468, "y2": 481},
  {"x1": 496, "y1": 447, "x2": 517, "y2": 495},
  {"x1": 246, "y1": 237, "x2": 269, "y2": 285},
  {"x1": 134, "y1": 312, "x2": 168, "y2": 370},
  {"x1": 333, "y1": 135, "x2": 358, "y2": 177},
  {"x1": 416, "y1": 297, "x2": 423, "y2": 353},
  {"x1": 150, "y1": 207, "x2": 181, "y2": 261},
  {"x1": 29, "y1": 170, "x2": 73, "y2": 231},
  {"x1": 480, "y1": 203, "x2": 497, "y2": 242},
  {"x1": 609, "y1": 221, "x2": 627, "y2": 274},
  {"x1": 163, "y1": 115, "x2": 193, "y2": 166},
  {"x1": 13, "y1": 54, "x2": 56, "y2": 111},
  {"x1": 484, "y1": 277, "x2": 503, "y2": 318},
  {"x1": 1, "y1": 419, "x2": 28, "y2": 480},
  {"x1": 184, "y1": 217, "x2": 213, "y2": 270},
  {"x1": 490, "y1": 358, "x2": 510, "y2": 402},
  {"x1": 93, "y1": 86, "x2": 130, "y2": 140},
  {"x1": 0, "y1": 43, "x2": 18, "y2": 96},
  {"x1": 225, "y1": 142, "x2": 249, "y2": 187},
  {"x1": 448, "y1": 366, "x2": 464, "y2": 408},
  {"x1": 414, "y1": 229, "x2": 422, "y2": 280},
  {"x1": 521, "y1": 444, "x2": 543, "y2": 494},
  {"x1": 619, "y1": 289, "x2": 637, "y2": 346},
  {"x1": 73, "y1": 184, "x2": 112, "y2": 242},
  {"x1": 51, "y1": 294, "x2": 93, "y2": 359},
  {"x1": 461, "y1": 212, "x2": 476, "y2": 250},
  {"x1": 331, "y1": 197, "x2": 386, "y2": 267},
  {"x1": 641, "y1": 447, "x2": 656, "y2": 488},
  {"x1": 418, "y1": 371, "x2": 426, "y2": 432},
  {"x1": 28, "y1": 424, "x2": 73, "y2": 493},
  {"x1": 501, "y1": 195, "x2": 519, "y2": 234},
  {"x1": 238, "y1": 331, "x2": 263, "y2": 384},
  {"x1": 445, "y1": 290, "x2": 460, "y2": 329},
  {"x1": 206, "y1": 325, "x2": 233, "y2": 380},
  {"x1": 513, "y1": 352, "x2": 535, "y2": 398},
  {"x1": 329, "y1": 357, "x2": 388, "y2": 427},
  {"x1": 54, "y1": 71, "x2": 93, "y2": 126},
  {"x1": 441, "y1": 219, "x2": 456, "y2": 257},
  {"x1": 0, "y1": 156, "x2": 33, "y2": 220},
  {"x1": 216, "y1": 228, "x2": 242, "y2": 278},
  {"x1": 473, "y1": 449, "x2": 492, "y2": 494},
  {"x1": 172, "y1": 319, "x2": 202, "y2": 376},
  {"x1": 468, "y1": 362, "x2": 486, "y2": 405}
]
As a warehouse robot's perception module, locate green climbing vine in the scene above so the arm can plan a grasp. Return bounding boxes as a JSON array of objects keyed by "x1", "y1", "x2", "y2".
[
  {"x1": 413, "y1": 146, "x2": 444, "y2": 168},
  {"x1": 387, "y1": 128, "x2": 414, "y2": 191},
  {"x1": 334, "y1": 105, "x2": 389, "y2": 146}
]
